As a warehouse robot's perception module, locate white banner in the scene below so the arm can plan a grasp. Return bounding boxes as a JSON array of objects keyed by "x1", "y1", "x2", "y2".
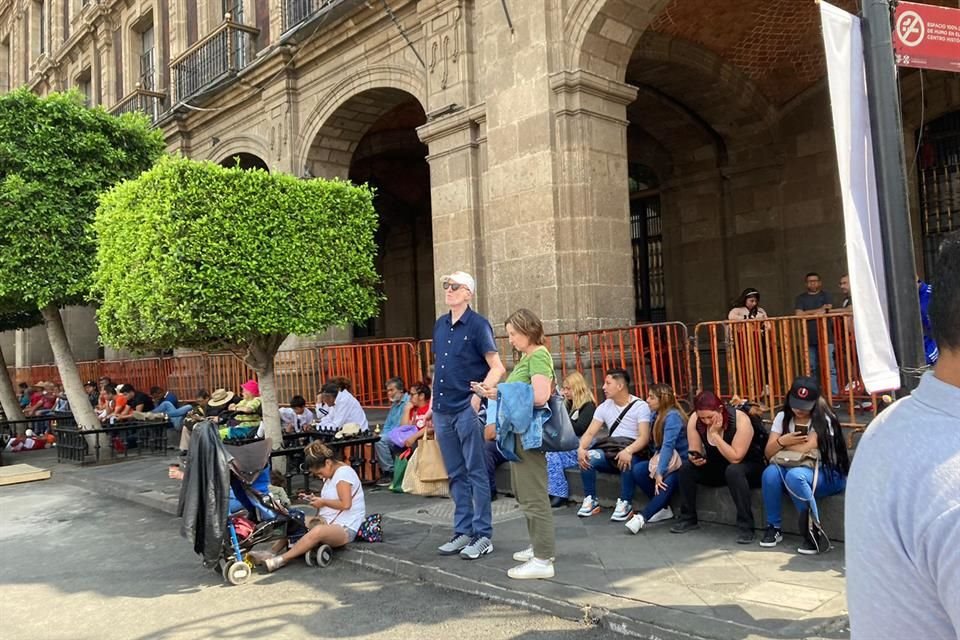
[{"x1": 820, "y1": 2, "x2": 901, "y2": 392}]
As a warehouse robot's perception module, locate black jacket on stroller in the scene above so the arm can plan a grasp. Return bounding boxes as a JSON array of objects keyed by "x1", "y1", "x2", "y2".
[{"x1": 177, "y1": 421, "x2": 232, "y2": 564}]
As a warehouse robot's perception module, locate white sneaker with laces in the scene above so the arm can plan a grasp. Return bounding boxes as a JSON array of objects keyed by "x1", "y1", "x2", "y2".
[
  {"x1": 577, "y1": 495, "x2": 600, "y2": 517},
  {"x1": 625, "y1": 514, "x2": 646, "y2": 534},
  {"x1": 512, "y1": 546, "x2": 534, "y2": 562},
  {"x1": 610, "y1": 498, "x2": 633, "y2": 522},
  {"x1": 647, "y1": 506, "x2": 674, "y2": 524},
  {"x1": 507, "y1": 558, "x2": 555, "y2": 580}
]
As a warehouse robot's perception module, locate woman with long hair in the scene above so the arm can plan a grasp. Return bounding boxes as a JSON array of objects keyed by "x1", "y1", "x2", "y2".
[
  {"x1": 474, "y1": 308, "x2": 556, "y2": 580},
  {"x1": 727, "y1": 288, "x2": 768, "y2": 321},
  {"x1": 760, "y1": 376, "x2": 850, "y2": 554},
  {"x1": 249, "y1": 441, "x2": 366, "y2": 572},
  {"x1": 545, "y1": 372, "x2": 597, "y2": 508},
  {"x1": 623, "y1": 383, "x2": 689, "y2": 533},
  {"x1": 671, "y1": 391, "x2": 766, "y2": 544}
]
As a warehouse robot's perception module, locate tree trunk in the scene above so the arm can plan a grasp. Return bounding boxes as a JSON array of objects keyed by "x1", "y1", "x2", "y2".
[
  {"x1": 0, "y1": 346, "x2": 26, "y2": 427},
  {"x1": 246, "y1": 335, "x2": 286, "y2": 472},
  {"x1": 41, "y1": 304, "x2": 100, "y2": 431}
]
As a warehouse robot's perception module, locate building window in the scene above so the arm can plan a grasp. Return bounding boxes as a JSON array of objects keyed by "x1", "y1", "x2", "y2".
[
  {"x1": 76, "y1": 68, "x2": 91, "y2": 106},
  {"x1": 32, "y1": 0, "x2": 48, "y2": 59},
  {"x1": 139, "y1": 24, "x2": 155, "y2": 90},
  {"x1": 917, "y1": 111, "x2": 960, "y2": 278},
  {"x1": 629, "y1": 163, "x2": 666, "y2": 323},
  {"x1": 0, "y1": 37, "x2": 10, "y2": 93}
]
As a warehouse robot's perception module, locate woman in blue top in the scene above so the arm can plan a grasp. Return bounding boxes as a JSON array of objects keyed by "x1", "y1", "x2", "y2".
[{"x1": 622, "y1": 383, "x2": 689, "y2": 534}]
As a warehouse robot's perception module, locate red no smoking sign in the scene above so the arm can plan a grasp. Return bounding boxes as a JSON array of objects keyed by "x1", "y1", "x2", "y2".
[{"x1": 893, "y1": 1, "x2": 960, "y2": 72}]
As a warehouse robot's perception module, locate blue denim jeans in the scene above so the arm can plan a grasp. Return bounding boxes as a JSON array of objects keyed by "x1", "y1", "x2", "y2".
[
  {"x1": 808, "y1": 345, "x2": 839, "y2": 396},
  {"x1": 761, "y1": 463, "x2": 846, "y2": 527},
  {"x1": 485, "y1": 439, "x2": 508, "y2": 496},
  {"x1": 152, "y1": 401, "x2": 193, "y2": 429},
  {"x1": 621, "y1": 461, "x2": 680, "y2": 520},
  {"x1": 433, "y1": 406, "x2": 493, "y2": 539},
  {"x1": 580, "y1": 450, "x2": 630, "y2": 501}
]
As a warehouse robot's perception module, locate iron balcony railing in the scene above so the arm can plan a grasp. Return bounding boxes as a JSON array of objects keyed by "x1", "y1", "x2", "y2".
[
  {"x1": 282, "y1": 0, "x2": 348, "y2": 34},
  {"x1": 111, "y1": 86, "x2": 168, "y2": 123},
  {"x1": 170, "y1": 17, "x2": 259, "y2": 103}
]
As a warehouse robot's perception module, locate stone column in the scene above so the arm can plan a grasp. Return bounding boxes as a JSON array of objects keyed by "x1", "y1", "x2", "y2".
[
  {"x1": 550, "y1": 69, "x2": 638, "y2": 331},
  {"x1": 418, "y1": 105, "x2": 487, "y2": 314}
]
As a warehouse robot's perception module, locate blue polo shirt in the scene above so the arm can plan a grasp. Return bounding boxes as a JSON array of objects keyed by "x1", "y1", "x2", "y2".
[{"x1": 432, "y1": 306, "x2": 498, "y2": 413}]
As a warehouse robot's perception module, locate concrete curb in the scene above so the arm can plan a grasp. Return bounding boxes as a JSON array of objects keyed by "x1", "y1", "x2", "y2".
[{"x1": 68, "y1": 470, "x2": 179, "y2": 516}]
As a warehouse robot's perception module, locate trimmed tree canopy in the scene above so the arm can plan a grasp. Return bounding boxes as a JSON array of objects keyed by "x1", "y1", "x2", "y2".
[
  {"x1": 93, "y1": 155, "x2": 381, "y2": 351},
  {"x1": 0, "y1": 89, "x2": 165, "y2": 309}
]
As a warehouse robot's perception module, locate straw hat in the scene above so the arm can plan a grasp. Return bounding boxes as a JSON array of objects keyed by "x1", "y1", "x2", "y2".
[{"x1": 208, "y1": 389, "x2": 233, "y2": 408}]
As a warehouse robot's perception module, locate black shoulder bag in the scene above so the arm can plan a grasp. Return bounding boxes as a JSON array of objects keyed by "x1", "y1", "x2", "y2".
[{"x1": 592, "y1": 400, "x2": 645, "y2": 463}]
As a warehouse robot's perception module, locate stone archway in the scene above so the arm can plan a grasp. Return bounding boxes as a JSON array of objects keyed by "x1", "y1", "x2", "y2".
[
  {"x1": 219, "y1": 152, "x2": 270, "y2": 171},
  {"x1": 304, "y1": 86, "x2": 433, "y2": 340}
]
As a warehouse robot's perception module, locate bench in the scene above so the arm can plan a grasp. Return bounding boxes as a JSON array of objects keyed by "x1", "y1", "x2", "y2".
[
  {"x1": 270, "y1": 432, "x2": 381, "y2": 494},
  {"x1": 54, "y1": 420, "x2": 172, "y2": 465},
  {"x1": 493, "y1": 465, "x2": 847, "y2": 541},
  {"x1": 0, "y1": 413, "x2": 76, "y2": 437}
]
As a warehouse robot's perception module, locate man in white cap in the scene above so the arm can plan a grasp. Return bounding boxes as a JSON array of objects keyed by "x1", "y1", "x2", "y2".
[{"x1": 433, "y1": 271, "x2": 505, "y2": 560}]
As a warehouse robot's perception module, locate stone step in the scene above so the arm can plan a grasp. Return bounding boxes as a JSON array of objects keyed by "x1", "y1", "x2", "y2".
[{"x1": 494, "y1": 464, "x2": 846, "y2": 541}]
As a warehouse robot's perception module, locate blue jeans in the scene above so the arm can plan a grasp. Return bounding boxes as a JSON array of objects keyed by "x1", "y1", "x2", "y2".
[
  {"x1": 580, "y1": 450, "x2": 630, "y2": 501},
  {"x1": 152, "y1": 401, "x2": 193, "y2": 429},
  {"x1": 621, "y1": 462, "x2": 680, "y2": 520},
  {"x1": 546, "y1": 450, "x2": 579, "y2": 498},
  {"x1": 808, "y1": 345, "x2": 839, "y2": 396},
  {"x1": 434, "y1": 406, "x2": 493, "y2": 539},
  {"x1": 485, "y1": 439, "x2": 507, "y2": 496},
  {"x1": 762, "y1": 463, "x2": 846, "y2": 527}
]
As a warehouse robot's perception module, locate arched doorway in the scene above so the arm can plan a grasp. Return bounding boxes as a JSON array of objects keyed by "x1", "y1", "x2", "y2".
[
  {"x1": 219, "y1": 152, "x2": 269, "y2": 171},
  {"x1": 305, "y1": 88, "x2": 433, "y2": 340}
]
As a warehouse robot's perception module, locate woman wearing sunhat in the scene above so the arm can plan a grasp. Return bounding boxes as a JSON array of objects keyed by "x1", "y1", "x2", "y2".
[{"x1": 759, "y1": 376, "x2": 850, "y2": 554}]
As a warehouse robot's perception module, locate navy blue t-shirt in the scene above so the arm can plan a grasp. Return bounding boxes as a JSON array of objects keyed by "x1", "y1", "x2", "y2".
[
  {"x1": 432, "y1": 306, "x2": 498, "y2": 413},
  {"x1": 795, "y1": 290, "x2": 834, "y2": 346}
]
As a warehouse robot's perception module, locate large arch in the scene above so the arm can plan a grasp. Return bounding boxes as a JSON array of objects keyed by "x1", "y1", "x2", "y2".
[
  {"x1": 295, "y1": 65, "x2": 427, "y2": 177},
  {"x1": 302, "y1": 82, "x2": 434, "y2": 339},
  {"x1": 565, "y1": 0, "x2": 671, "y2": 80},
  {"x1": 206, "y1": 134, "x2": 272, "y2": 169}
]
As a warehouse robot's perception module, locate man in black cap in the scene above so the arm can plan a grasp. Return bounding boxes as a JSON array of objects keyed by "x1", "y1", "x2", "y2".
[{"x1": 83, "y1": 380, "x2": 99, "y2": 407}]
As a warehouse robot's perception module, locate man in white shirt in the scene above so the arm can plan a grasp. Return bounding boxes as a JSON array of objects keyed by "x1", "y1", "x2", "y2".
[
  {"x1": 846, "y1": 233, "x2": 960, "y2": 639},
  {"x1": 317, "y1": 382, "x2": 369, "y2": 432},
  {"x1": 575, "y1": 368, "x2": 651, "y2": 521}
]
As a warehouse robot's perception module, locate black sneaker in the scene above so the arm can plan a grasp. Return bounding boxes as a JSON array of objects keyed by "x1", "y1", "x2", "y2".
[
  {"x1": 375, "y1": 475, "x2": 393, "y2": 488},
  {"x1": 759, "y1": 525, "x2": 783, "y2": 548},
  {"x1": 670, "y1": 519, "x2": 701, "y2": 534},
  {"x1": 798, "y1": 529, "x2": 831, "y2": 555},
  {"x1": 736, "y1": 529, "x2": 756, "y2": 545}
]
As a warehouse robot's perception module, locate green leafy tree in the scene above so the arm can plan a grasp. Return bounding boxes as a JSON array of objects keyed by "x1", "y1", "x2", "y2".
[
  {"x1": 93, "y1": 156, "x2": 381, "y2": 445},
  {"x1": 0, "y1": 89, "x2": 165, "y2": 429},
  {"x1": 0, "y1": 302, "x2": 42, "y2": 424}
]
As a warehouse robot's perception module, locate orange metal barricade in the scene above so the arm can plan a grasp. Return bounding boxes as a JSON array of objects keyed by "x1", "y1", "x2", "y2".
[
  {"x1": 694, "y1": 313, "x2": 893, "y2": 429},
  {"x1": 318, "y1": 341, "x2": 419, "y2": 408}
]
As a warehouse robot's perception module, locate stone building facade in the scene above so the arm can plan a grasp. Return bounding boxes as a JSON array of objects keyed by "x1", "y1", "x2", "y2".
[{"x1": 1, "y1": 0, "x2": 958, "y2": 366}]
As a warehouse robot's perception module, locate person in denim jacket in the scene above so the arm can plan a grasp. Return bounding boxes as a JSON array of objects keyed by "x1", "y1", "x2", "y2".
[{"x1": 622, "y1": 384, "x2": 688, "y2": 534}]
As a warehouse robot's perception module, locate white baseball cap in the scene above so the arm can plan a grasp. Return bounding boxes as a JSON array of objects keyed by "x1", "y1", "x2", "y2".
[{"x1": 441, "y1": 271, "x2": 476, "y2": 294}]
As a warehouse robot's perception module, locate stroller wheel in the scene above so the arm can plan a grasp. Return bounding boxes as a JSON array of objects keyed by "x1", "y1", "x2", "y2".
[
  {"x1": 226, "y1": 560, "x2": 251, "y2": 585},
  {"x1": 304, "y1": 549, "x2": 315, "y2": 567},
  {"x1": 316, "y1": 544, "x2": 333, "y2": 568}
]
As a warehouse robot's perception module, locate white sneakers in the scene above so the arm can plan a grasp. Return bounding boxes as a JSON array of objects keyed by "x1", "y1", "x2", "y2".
[
  {"x1": 508, "y1": 557, "x2": 555, "y2": 580},
  {"x1": 512, "y1": 546, "x2": 535, "y2": 562},
  {"x1": 647, "y1": 506, "x2": 674, "y2": 523},
  {"x1": 610, "y1": 498, "x2": 633, "y2": 522},
  {"x1": 625, "y1": 513, "x2": 646, "y2": 534},
  {"x1": 626, "y1": 506, "x2": 674, "y2": 534},
  {"x1": 577, "y1": 495, "x2": 600, "y2": 517}
]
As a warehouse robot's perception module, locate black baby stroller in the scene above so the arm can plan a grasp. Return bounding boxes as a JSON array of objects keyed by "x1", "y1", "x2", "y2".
[{"x1": 178, "y1": 421, "x2": 333, "y2": 585}]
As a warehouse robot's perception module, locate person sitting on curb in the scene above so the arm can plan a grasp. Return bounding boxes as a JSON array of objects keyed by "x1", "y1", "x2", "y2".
[
  {"x1": 118, "y1": 384, "x2": 154, "y2": 413},
  {"x1": 671, "y1": 391, "x2": 766, "y2": 544},
  {"x1": 177, "y1": 390, "x2": 211, "y2": 455},
  {"x1": 143, "y1": 386, "x2": 194, "y2": 429},
  {"x1": 576, "y1": 368, "x2": 652, "y2": 522},
  {"x1": 374, "y1": 377, "x2": 411, "y2": 486},
  {"x1": 249, "y1": 441, "x2": 366, "y2": 572},
  {"x1": 547, "y1": 372, "x2": 596, "y2": 508},
  {"x1": 760, "y1": 376, "x2": 849, "y2": 554},
  {"x1": 623, "y1": 383, "x2": 689, "y2": 534}
]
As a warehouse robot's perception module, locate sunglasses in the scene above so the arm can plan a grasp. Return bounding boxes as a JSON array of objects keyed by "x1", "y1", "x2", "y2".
[{"x1": 442, "y1": 282, "x2": 463, "y2": 291}]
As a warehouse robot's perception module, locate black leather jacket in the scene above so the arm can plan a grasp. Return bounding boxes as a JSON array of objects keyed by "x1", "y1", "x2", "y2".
[{"x1": 177, "y1": 421, "x2": 232, "y2": 564}]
